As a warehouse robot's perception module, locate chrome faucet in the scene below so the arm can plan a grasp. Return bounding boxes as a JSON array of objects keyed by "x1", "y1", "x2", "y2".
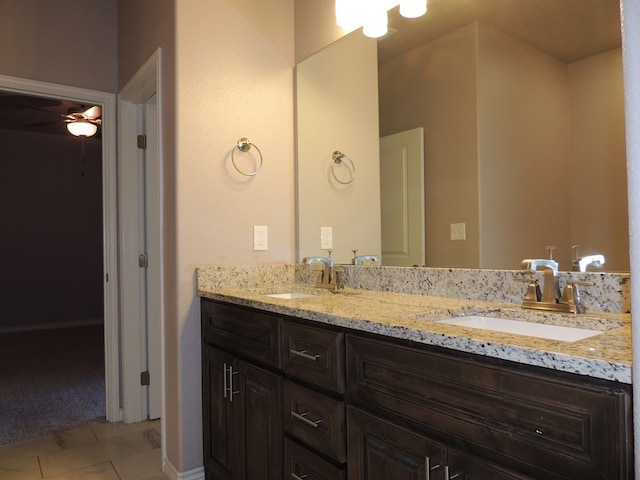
[
  {"x1": 518, "y1": 258, "x2": 593, "y2": 313},
  {"x1": 571, "y1": 245, "x2": 605, "y2": 272},
  {"x1": 520, "y1": 259, "x2": 560, "y2": 304},
  {"x1": 304, "y1": 257, "x2": 341, "y2": 291},
  {"x1": 353, "y1": 254, "x2": 380, "y2": 265}
]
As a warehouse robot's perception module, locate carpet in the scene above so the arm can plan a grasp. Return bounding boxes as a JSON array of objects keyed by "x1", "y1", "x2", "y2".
[{"x1": 0, "y1": 324, "x2": 106, "y2": 445}]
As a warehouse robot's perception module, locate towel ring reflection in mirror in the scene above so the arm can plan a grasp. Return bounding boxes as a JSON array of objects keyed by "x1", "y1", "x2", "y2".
[
  {"x1": 330, "y1": 150, "x2": 356, "y2": 184},
  {"x1": 231, "y1": 137, "x2": 263, "y2": 176}
]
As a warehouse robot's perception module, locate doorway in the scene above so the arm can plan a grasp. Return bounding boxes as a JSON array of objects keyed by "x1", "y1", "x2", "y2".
[{"x1": 0, "y1": 74, "x2": 120, "y2": 428}]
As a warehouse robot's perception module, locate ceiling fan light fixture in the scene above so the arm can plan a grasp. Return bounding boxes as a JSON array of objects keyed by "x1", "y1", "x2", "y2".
[
  {"x1": 67, "y1": 119, "x2": 97, "y2": 137},
  {"x1": 400, "y1": 0, "x2": 427, "y2": 18}
]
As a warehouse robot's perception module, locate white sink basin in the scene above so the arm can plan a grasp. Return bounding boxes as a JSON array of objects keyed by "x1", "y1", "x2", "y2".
[
  {"x1": 264, "y1": 292, "x2": 316, "y2": 299},
  {"x1": 436, "y1": 315, "x2": 604, "y2": 342}
]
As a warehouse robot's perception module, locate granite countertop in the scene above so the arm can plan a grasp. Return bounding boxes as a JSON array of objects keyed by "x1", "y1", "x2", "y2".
[{"x1": 198, "y1": 284, "x2": 632, "y2": 384}]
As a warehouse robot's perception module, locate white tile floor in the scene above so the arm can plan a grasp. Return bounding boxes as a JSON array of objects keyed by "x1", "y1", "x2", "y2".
[{"x1": 0, "y1": 420, "x2": 164, "y2": 480}]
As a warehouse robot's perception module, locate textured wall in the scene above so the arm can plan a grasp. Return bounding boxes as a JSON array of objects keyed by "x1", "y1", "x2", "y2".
[
  {"x1": 0, "y1": 0, "x2": 117, "y2": 92},
  {"x1": 173, "y1": 0, "x2": 295, "y2": 472}
]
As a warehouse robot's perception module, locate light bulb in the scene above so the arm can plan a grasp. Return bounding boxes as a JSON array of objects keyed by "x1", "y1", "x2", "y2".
[
  {"x1": 400, "y1": 0, "x2": 427, "y2": 18},
  {"x1": 362, "y1": 3, "x2": 388, "y2": 38},
  {"x1": 67, "y1": 120, "x2": 98, "y2": 137},
  {"x1": 336, "y1": 0, "x2": 362, "y2": 30}
]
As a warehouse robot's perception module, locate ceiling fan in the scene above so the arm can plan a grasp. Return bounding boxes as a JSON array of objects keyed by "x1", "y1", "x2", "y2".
[{"x1": 27, "y1": 104, "x2": 102, "y2": 137}]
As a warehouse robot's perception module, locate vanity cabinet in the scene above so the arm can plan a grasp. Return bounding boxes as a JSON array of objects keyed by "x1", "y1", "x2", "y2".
[
  {"x1": 201, "y1": 300, "x2": 283, "y2": 480},
  {"x1": 201, "y1": 298, "x2": 633, "y2": 480},
  {"x1": 346, "y1": 334, "x2": 633, "y2": 480}
]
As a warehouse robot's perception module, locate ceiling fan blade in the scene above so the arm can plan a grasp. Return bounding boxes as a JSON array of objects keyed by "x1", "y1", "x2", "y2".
[{"x1": 83, "y1": 105, "x2": 101, "y2": 120}]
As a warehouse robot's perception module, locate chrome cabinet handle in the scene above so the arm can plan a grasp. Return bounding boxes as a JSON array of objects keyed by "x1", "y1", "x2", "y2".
[
  {"x1": 425, "y1": 457, "x2": 441, "y2": 480},
  {"x1": 291, "y1": 411, "x2": 322, "y2": 428},
  {"x1": 292, "y1": 474, "x2": 309, "y2": 480},
  {"x1": 444, "y1": 466, "x2": 462, "y2": 479},
  {"x1": 223, "y1": 362, "x2": 228, "y2": 399},
  {"x1": 227, "y1": 365, "x2": 239, "y2": 402},
  {"x1": 290, "y1": 349, "x2": 320, "y2": 362}
]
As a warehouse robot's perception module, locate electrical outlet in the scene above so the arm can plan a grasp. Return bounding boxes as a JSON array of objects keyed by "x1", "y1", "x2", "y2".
[
  {"x1": 320, "y1": 226, "x2": 333, "y2": 249},
  {"x1": 450, "y1": 222, "x2": 466, "y2": 241},
  {"x1": 253, "y1": 225, "x2": 268, "y2": 251}
]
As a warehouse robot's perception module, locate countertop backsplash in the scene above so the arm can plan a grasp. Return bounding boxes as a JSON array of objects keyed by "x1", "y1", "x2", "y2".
[{"x1": 196, "y1": 264, "x2": 630, "y2": 314}]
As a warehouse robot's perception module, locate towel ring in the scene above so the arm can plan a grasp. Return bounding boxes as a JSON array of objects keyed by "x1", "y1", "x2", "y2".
[
  {"x1": 231, "y1": 137, "x2": 263, "y2": 176},
  {"x1": 330, "y1": 150, "x2": 356, "y2": 184}
]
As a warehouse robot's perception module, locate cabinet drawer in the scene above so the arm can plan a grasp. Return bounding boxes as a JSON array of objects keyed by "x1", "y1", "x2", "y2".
[
  {"x1": 201, "y1": 299, "x2": 282, "y2": 368},
  {"x1": 347, "y1": 334, "x2": 632, "y2": 480},
  {"x1": 284, "y1": 381, "x2": 346, "y2": 463},
  {"x1": 285, "y1": 438, "x2": 346, "y2": 480},
  {"x1": 283, "y1": 321, "x2": 345, "y2": 393}
]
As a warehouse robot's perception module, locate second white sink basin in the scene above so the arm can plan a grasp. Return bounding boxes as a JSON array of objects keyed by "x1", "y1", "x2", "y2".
[{"x1": 436, "y1": 315, "x2": 604, "y2": 342}]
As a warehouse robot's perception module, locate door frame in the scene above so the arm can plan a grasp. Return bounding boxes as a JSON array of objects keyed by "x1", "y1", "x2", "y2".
[
  {"x1": 0, "y1": 74, "x2": 120, "y2": 422},
  {"x1": 117, "y1": 49, "x2": 165, "y2": 425}
]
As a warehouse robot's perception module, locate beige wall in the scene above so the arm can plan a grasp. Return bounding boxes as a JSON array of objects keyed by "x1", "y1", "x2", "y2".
[
  {"x1": 569, "y1": 49, "x2": 628, "y2": 272},
  {"x1": 0, "y1": 0, "x2": 117, "y2": 92},
  {"x1": 297, "y1": 31, "x2": 381, "y2": 264},
  {"x1": 294, "y1": 0, "x2": 348, "y2": 63},
  {"x1": 174, "y1": 0, "x2": 295, "y2": 471},
  {"x1": 477, "y1": 24, "x2": 572, "y2": 269}
]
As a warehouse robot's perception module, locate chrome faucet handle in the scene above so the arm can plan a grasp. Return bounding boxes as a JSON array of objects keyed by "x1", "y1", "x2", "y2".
[
  {"x1": 560, "y1": 280, "x2": 595, "y2": 314},
  {"x1": 514, "y1": 276, "x2": 541, "y2": 302}
]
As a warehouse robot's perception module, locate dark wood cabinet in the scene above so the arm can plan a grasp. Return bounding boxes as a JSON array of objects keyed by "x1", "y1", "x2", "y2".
[
  {"x1": 346, "y1": 334, "x2": 633, "y2": 479},
  {"x1": 201, "y1": 298, "x2": 633, "y2": 480},
  {"x1": 201, "y1": 301, "x2": 283, "y2": 480}
]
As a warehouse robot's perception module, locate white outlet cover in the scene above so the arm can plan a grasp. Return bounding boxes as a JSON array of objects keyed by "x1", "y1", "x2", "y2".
[
  {"x1": 320, "y1": 226, "x2": 333, "y2": 249},
  {"x1": 450, "y1": 222, "x2": 466, "y2": 241},
  {"x1": 254, "y1": 225, "x2": 268, "y2": 251}
]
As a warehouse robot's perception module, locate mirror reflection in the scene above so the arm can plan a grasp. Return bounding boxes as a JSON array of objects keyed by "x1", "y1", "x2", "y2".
[{"x1": 296, "y1": 0, "x2": 628, "y2": 272}]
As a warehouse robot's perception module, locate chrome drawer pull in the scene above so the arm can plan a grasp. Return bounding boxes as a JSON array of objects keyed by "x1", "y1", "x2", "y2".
[
  {"x1": 292, "y1": 474, "x2": 309, "y2": 480},
  {"x1": 291, "y1": 411, "x2": 322, "y2": 428},
  {"x1": 228, "y1": 365, "x2": 239, "y2": 402},
  {"x1": 223, "y1": 362, "x2": 228, "y2": 399},
  {"x1": 444, "y1": 466, "x2": 461, "y2": 479},
  {"x1": 425, "y1": 457, "x2": 441, "y2": 480},
  {"x1": 290, "y1": 349, "x2": 320, "y2": 362}
]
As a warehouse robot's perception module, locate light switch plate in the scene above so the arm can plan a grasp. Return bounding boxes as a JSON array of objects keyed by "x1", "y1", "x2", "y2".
[
  {"x1": 320, "y1": 226, "x2": 333, "y2": 249},
  {"x1": 450, "y1": 222, "x2": 466, "y2": 241}
]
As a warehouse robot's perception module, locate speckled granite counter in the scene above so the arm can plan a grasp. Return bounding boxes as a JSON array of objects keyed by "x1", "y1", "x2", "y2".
[{"x1": 197, "y1": 265, "x2": 632, "y2": 384}]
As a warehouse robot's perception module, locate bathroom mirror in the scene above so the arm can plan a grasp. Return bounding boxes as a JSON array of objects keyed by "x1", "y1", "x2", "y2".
[{"x1": 295, "y1": 0, "x2": 628, "y2": 272}]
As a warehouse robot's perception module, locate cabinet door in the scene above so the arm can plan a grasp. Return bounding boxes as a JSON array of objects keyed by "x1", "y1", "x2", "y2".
[
  {"x1": 448, "y1": 449, "x2": 535, "y2": 480},
  {"x1": 202, "y1": 345, "x2": 234, "y2": 480},
  {"x1": 348, "y1": 406, "x2": 446, "y2": 480},
  {"x1": 231, "y1": 359, "x2": 283, "y2": 480}
]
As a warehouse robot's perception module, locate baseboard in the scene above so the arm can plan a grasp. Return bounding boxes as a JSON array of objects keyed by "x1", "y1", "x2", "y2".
[
  {"x1": 0, "y1": 318, "x2": 104, "y2": 334},
  {"x1": 163, "y1": 457, "x2": 205, "y2": 480}
]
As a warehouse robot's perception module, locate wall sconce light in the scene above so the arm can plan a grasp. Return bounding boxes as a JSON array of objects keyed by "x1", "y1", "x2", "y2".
[
  {"x1": 336, "y1": 0, "x2": 427, "y2": 38},
  {"x1": 67, "y1": 119, "x2": 98, "y2": 137}
]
